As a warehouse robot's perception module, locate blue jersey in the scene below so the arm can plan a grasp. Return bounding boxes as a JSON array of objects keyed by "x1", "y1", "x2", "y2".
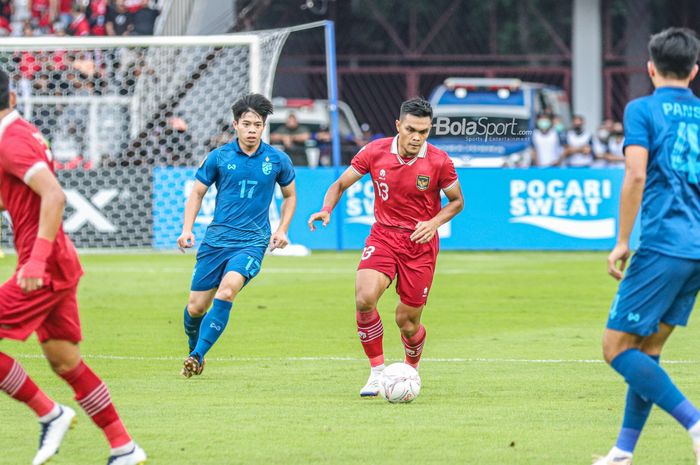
[
  {"x1": 195, "y1": 139, "x2": 295, "y2": 249},
  {"x1": 624, "y1": 86, "x2": 700, "y2": 259}
]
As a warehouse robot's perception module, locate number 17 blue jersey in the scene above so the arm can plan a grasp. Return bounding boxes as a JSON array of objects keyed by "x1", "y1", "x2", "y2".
[
  {"x1": 195, "y1": 139, "x2": 295, "y2": 249},
  {"x1": 624, "y1": 86, "x2": 700, "y2": 259}
]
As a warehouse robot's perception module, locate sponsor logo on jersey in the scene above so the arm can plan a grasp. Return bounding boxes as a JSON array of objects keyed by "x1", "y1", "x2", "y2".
[
  {"x1": 379, "y1": 169, "x2": 386, "y2": 180},
  {"x1": 227, "y1": 164, "x2": 237, "y2": 170},
  {"x1": 508, "y1": 178, "x2": 615, "y2": 239},
  {"x1": 416, "y1": 175, "x2": 430, "y2": 191}
]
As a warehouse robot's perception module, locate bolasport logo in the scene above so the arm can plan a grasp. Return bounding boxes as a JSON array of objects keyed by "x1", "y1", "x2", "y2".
[
  {"x1": 432, "y1": 116, "x2": 532, "y2": 142},
  {"x1": 508, "y1": 178, "x2": 615, "y2": 239}
]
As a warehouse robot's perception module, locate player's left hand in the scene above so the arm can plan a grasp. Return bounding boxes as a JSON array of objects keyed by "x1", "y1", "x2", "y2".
[
  {"x1": 269, "y1": 230, "x2": 289, "y2": 251},
  {"x1": 17, "y1": 259, "x2": 46, "y2": 292},
  {"x1": 410, "y1": 220, "x2": 439, "y2": 244},
  {"x1": 607, "y1": 242, "x2": 631, "y2": 281}
]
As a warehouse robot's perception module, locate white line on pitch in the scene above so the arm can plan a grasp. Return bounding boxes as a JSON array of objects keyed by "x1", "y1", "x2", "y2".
[{"x1": 11, "y1": 353, "x2": 700, "y2": 364}]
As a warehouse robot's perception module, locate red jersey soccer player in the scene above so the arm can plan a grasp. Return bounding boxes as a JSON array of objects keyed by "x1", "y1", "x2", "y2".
[
  {"x1": 0, "y1": 71, "x2": 146, "y2": 465},
  {"x1": 308, "y1": 98, "x2": 464, "y2": 396}
]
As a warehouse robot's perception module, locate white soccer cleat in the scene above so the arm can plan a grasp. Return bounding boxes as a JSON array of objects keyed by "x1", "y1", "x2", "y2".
[
  {"x1": 360, "y1": 370, "x2": 383, "y2": 397},
  {"x1": 591, "y1": 454, "x2": 632, "y2": 465},
  {"x1": 107, "y1": 443, "x2": 147, "y2": 465},
  {"x1": 32, "y1": 405, "x2": 77, "y2": 465},
  {"x1": 693, "y1": 442, "x2": 700, "y2": 465}
]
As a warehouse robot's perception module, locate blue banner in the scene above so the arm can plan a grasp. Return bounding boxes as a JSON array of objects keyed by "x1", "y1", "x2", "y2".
[{"x1": 152, "y1": 167, "x2": 638, "y2": 251}]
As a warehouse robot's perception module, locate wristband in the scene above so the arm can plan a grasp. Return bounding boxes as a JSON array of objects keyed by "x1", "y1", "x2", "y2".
[
  {"x1": 30, "y1": 237, "x2": 54, "y2": 262},
  {"x1": 321, "y1": 206, "x2": 333, "y2": 215}
]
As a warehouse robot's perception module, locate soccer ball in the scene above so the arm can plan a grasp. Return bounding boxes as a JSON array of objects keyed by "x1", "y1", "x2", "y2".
[{"x1": 379, "y1": 363, "x2": 421, "y2": 403}]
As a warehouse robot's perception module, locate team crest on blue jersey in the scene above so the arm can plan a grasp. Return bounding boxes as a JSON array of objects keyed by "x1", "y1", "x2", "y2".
[
  {"x1": 416, "y1": 175, "x2": 430, "y2": 191},
  {"x1": 262, "y1": 156, "x2": 272, "y2": 175}
]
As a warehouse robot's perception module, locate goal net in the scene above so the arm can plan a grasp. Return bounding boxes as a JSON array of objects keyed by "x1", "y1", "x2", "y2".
[{"x1": 0, "y1": 28, "x2": 299, "y2": 250}]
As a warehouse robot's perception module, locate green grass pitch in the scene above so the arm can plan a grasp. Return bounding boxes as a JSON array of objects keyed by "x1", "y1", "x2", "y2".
[{"x1": 1, "y1": 251, "x2": 700, "y2": 464}]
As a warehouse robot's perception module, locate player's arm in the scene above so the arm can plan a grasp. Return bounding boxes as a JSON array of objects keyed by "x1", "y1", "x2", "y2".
[
  {"x1": 308, "y1": 167, "x2": 363, "y2": 231},
  {"x1": 410, "y1": 182, "x2": 464, "y2": 244},
  {"x1": 177, "y1": 179, "x2": 208, "y2": 252},
  {"x1": 607, "y1": 145, "x2": 647, "y2": 281},
  {"x1": 269, "y1": 180, "x2": 297, "y2": 251},
  {"x1": 17, "y1": 167, "x2": 66, "y2": 292}
]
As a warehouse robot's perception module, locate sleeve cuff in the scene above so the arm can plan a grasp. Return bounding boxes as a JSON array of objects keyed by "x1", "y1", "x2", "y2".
[
  {"x1": 441, "y1": 179, "x2": 459, "y2": 192},
  {"x1": 350, "y1": 166, "x2": 366, "y2": 176},
  {"x1": 195, "y1": 173, "x2": 212, "y2": 186},
  {"x1": 23, "y1": 161, "x2": 49, "y2": 184}
]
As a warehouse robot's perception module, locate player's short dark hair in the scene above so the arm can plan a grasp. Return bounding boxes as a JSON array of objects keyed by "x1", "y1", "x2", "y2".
[
  {"x1": 399, "y1": 97, "x2": 433, "y2": 120},
  {"x1": 649, "y1": 27, "x2": 700, "y2": 79},
  {"x1": 0, "y1": 69, "x2": 10, "y2": 112},
  {"x1": 231, "y1": 93, "x2": 273, "y2": 122}
]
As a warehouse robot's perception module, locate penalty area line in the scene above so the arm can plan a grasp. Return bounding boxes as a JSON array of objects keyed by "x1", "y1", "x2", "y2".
[{"x1": 11, "y1": 353, "x2": 700, "y2": 364}]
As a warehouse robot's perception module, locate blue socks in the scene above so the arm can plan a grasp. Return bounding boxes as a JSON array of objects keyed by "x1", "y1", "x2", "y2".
[
  {"x1": 614, "y1": 355, "x2": 659, "y2": 453},
  {"x1": 611, "y1": 349, "x2": 700, "y2": 439},
  {"x1": 183, "y1": 307, "x2": 204, "y2": 352},
  {"x1": 191, "y1": 299, "x2": 233, "y2": 361}
]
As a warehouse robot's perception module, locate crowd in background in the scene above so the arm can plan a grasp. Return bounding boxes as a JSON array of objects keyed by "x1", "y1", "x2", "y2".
[
  {"x1": 0, "y1": 0, "x2": 160, "y2": 37},
  {"x1": 531, "y1": 113, "x2": 626, "y2": 169}
]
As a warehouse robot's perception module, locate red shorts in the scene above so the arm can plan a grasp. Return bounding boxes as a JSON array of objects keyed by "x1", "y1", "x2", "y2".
[
  {"x1": 0, "y1": 275, "x2": 81, "y2": 343},
  {"x1": 357, "y1": 224, "x2": 439, "y2": 307}
]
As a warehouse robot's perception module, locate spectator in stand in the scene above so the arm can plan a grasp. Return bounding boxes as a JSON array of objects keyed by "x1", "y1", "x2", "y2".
[
  {"x1": 560, "y1": 114, "x2": 595, "y2": 168},
  {"x1": 0, "y1": 0, "x2": 12, "y2": 23},
  {"x1": 67, "y1": 5, "x2": 89, "y2": 36},
  {"x1": 130, "y1": 0, "x2": 158, "y2": 35},
  {"x1": 601, "y1": 121, "x2": 626, "y2": 168},
  {"x1": 270, "y1": 112, "x2": 311, "y2": 166},
  {"x1": 352, "y1": 122, "x2": 384, "y2": 147},
  {"x1": 551, "y1": 114, "x2": 567, "y2": 145},
  {"x1": 312, "y1": 123, "x2": 332, "y2": 166},
  {"x1": 531, "y1": 113, "x2": 562, "y2": 167},
  {"x1": 29, "y1": 0, "x2": 55, "y2": 33},
  {"x1": 86, "y1": 0, "x2": 108, "y2": 35},
  {"x1": 106, "y1": 0, "x2": 132, "y2": 36},
  {"x1": 0, "y1": 14, "x2": 11, "y2": 35},
  {"x1": 57, "y1": 0, "x2": 73, "y2": 29},
  {"x1": 123, "y1": 0, "x2": 143, "y2": 13}
]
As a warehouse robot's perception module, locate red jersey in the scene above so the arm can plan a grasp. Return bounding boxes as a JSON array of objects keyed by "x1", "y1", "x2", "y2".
[
  {"x1": 350, "y1": 136, "x2": 459, "y2": 231},
  {"x1": 0, "y1": 111, "x2": 83, "y2": 290},
  {"x1": 60, "y1": 0, "x2": 73, "y2": 13}
]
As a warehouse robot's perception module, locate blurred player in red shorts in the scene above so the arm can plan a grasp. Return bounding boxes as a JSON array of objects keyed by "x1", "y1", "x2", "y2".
[
  {"x1": 308, "y1": 98, "x2": 464, "y2": 396},
  {"x1": 0, "y1": 70, "x2": 146, "y2": 465}
]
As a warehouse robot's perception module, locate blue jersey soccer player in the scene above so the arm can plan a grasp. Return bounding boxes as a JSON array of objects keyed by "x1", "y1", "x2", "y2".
[
  {"x1": 177, "y1": 94, "x2": 296, "y2": 378},
  {"x1": 594, "y1": 28, "x2": 700, "y2": 465}
]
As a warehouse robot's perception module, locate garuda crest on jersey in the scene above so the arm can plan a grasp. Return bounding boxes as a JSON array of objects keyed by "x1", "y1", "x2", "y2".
[{"x1": 416, "y1": 175, "x2": 430, "y2": 191}]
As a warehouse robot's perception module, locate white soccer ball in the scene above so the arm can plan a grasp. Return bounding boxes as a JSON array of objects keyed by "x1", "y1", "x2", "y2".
[{"x1": 379, "y1": 362, "x2": 421, "y2": 403}]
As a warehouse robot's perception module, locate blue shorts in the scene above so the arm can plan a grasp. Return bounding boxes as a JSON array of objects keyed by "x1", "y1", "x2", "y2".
[
  {"x1": 190, "y1": 243, "x2": 266, "y2": 292},
  {"x1": 607, "y1": 248, "x2": 700, "y2": 336}
]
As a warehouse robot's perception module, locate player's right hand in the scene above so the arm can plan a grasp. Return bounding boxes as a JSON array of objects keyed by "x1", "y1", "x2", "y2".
[
  {"x1": 17, "y1": 259, "x2": 46, "y2": 292},
  {"x1": 307, "y1": 211, "x2": 331, "y2": 231},
  {"x1": 607, "y1": 242, "x2": 630, "y2": 281},
  {"x1": 177, "y1": 231, "x2": 196, "y2": 253}
]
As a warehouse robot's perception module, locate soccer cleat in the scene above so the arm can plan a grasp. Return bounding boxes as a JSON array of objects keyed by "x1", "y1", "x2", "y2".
[
  {"x1": 181, "y1": 355, "x2": 205, "y2": 378},
  {"x1": 359, "y1": 370, "x2": 383, "y2": 397},
  {"x1": 591, "y1": 455, "x2": 632, "y2": 465},
  {"x1": 694, "y1": 442, "x2": 700, "y2": 465},
  {"x1": 32, "y1": 405, "x2": 77, "y2": 465},
  {"x1": 106, "y1": 443, "x2": 147, "y2": 465}
]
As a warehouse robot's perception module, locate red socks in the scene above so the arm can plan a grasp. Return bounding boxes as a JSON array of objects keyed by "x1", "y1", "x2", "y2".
[
  {"x1": 356, "y1": 308, "x2": 384, "y2": 367},
  {"x1": 0, "y1": 352, "x2": 55, "y2": 417},
  {"x1": 59, "y1": 360, "x2": 131, "y2": 448},
  {"x1": 402, "y1": 325, "x2": 426, "y2": 369}
]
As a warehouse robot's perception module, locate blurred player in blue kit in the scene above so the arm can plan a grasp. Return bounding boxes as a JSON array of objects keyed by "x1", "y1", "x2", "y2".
[{"x1": 595, "y1": 28, "x2": 700, "y2": 465}]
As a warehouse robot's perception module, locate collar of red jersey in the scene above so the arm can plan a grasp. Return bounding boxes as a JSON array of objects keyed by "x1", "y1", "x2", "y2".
[
  {"x1": 0, "y1": 110, "x2": 20, "y2": 140},
  {"x1": 390, "y1": 135, "x2": 428, "y2": 163}
]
